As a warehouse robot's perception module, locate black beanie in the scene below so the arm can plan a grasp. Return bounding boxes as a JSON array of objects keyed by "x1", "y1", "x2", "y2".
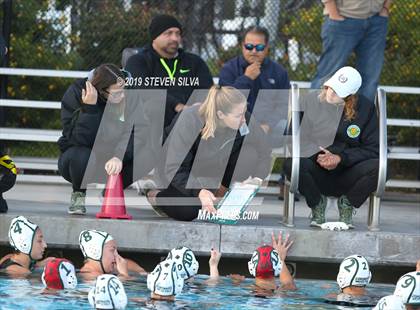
[{"x1": 149, "y1": 14, "x2": 182, "y2": 41}]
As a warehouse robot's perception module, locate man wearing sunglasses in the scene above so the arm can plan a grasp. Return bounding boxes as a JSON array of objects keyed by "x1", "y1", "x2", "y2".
[{"x1": 219, "y1": 26, "x2": 290, "y2": 146}]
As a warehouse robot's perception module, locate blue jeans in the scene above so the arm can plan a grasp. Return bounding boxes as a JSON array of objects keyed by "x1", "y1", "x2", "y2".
[{"x1": 311, "y1": 14, "x2": 388, "y2": 102}]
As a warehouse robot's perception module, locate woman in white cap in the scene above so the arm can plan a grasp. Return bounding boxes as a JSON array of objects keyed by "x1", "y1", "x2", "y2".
[
  {"x1": 373, "y1": 295, "x2": 405, "y2": 310},
  {"x1": 284, "y1": 66, "x2": 379, "y2": 228},
  {"x1": 147, "y1": 259, "x2": 184, "y2": 301},
  {"x1": 0, "y1": 216, "x2": 52, "y2": 275},
  {"x1": 209, "y1": 232, "x2": 296, "y2": 295},
  {"x1": 89, "y1": 274, "x2": 128, "y2": 309},
  {"x1": 79, "y1": 229, "x2": 145, "y2": 280},
  {"x1": 165, "y1": 246, "x2": 199, "y2": 280},
  {"x1": 394, "y1": 271, "x2": 420, "y2": 310},
  {"x1": 336, "y1": 254, "x2": 372, "y2": 296}
]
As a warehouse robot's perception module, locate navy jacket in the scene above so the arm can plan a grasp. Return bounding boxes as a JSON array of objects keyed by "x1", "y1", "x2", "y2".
[
  {"x1": 299, "y1": 92, "x2": 379, "y2": 168},
  {"x1": 219, "y1": 55, "x2": 290, "y2": 129}
]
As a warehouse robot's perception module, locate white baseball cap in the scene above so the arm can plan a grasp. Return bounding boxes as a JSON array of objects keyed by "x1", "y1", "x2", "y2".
[
  {"x1": 166, "y1": 246, "x2": 199, "y2": 279},
  {"x1": 88, "y1": 274, "x2": 127, "y2": 309},
  {"x1": 324, "y1": 66, "x2": 362, "y2": 98},
  {"x1": 373, "y1": 295, "x2": 405, "y2": 310},
  {"x1": 8, "y1": 216, "x2": 38, "y2": 256},
  {"x1": 147, "y1": 259, "x2": 184, "y2": 296},
  {"x1": 394, "y1": 271, "x2": 420, "y2": 305},
  {"x1": 337, "y1": 255, "x2": 372, "y2": 289}
]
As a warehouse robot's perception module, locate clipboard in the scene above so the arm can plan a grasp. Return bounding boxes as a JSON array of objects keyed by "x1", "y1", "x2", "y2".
[{"x1": 209, "y1": 182, "x2": 259, "y2": 225}]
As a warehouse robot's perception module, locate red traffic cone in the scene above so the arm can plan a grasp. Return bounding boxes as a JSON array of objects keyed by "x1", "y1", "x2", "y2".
[{"x1": 96, "y1": 173, "x2": 132, "y2": 220}]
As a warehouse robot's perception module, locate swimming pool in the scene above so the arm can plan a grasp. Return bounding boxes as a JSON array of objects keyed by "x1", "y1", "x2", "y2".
[{"x1": 0, "y1": 273, "x2": 394, "y2": 309}]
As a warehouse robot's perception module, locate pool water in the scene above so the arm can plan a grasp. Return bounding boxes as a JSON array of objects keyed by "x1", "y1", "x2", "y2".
[{"x1": 0, "y1": 272, "x2": 394, "y2": 309}]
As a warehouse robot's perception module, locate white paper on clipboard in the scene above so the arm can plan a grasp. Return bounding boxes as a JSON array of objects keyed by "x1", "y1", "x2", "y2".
[{"x1": 216, "y1": 183, "x2": 259, "y2": 220}]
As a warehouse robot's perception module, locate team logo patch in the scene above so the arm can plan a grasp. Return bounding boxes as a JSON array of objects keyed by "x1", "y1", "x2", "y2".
[
  {"x1": 338, "y1": 74, "x2": 348, "y2": 83},
  {"x1": 347, "y1": 125, "x2": 361, "y2": 138}
]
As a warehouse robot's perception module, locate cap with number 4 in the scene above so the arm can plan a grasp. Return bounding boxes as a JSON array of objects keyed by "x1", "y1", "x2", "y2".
[{"x1": 8, "y1": 216, "x2": 38, "y2": 256}]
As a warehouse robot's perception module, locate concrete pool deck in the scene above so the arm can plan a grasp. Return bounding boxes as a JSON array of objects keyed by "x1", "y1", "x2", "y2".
[{"x1": 1, "y1": 183, "x2": 419, "y2": 267}]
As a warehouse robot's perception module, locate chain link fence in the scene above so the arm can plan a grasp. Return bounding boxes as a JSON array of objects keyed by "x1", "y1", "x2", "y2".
[{"x1": 0, "y1": 0, "x2": 418, "y2": 180}]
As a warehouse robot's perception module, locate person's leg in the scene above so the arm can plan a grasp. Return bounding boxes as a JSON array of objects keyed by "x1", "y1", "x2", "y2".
[
  {"x1": 58, "y1": 146, "x2": 92, "y2": 214},
  {"x1": 334, "y1": 159, "x2": 379, "y2": 227},
  {"x1": 311, "y1": 17, "x2": 364, "y2": 89},
  {"x1": 58, "y1": 146, "x2": 92, "y2": 193},
  {"x1": 283, "y1": 157, "x2": 332, "y2": 226},
  {"x1": 355, "y1": 14, "x2": 389, "y2": 102},
  {"x1": 0, "y1": 169, "x2": 16, "y2": 213},
  {"x1": 154, "y1": 185, "x2": 201, "y2": 221},
  {"x1": 336, "y1": 159, "x2": 379, "y2": 208}
]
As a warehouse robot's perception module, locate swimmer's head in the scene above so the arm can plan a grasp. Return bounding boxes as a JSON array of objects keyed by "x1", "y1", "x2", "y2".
[
  {"x1": 394, "y1": 271, "x2": 420, "y2": 305},
  {"x1": 337, "y1": 255, "x2": 371, "y2": 290},
  {"x1": 79, "y1": 230, "x2": 116, "y2": 274},
  {"x1": 42, "y1": 258, "x2": 77, "y2": 290},
  {"x1": 248, "y1": 245, "x2": 282, "y2": 279},
  {"x1": 8, "y1": 216, "x2": 47, "y2": 260},
  {"x1": 166, "y1": 246, "x2": 199, "y2": 279},
  {"x1": 88, "y1": 274, "x2": 127, "y2": 309},
  {"x1": 147, "y1": 259, "x2": 184, "y2": 300},
  {"x1": 373, "y1": 295, "x2": 405, "y2": 310}
]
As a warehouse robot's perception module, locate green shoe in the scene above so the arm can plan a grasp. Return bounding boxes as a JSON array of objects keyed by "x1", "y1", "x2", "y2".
[
  {"x1": 338, "y1": 195, "x2": 355, "y2": 229},
  {"x1": 68, "y1": 191, "x2": 86, "y2": 215},
  {"x1": 310, "y1": 195, "x2": 327, "y2": 227}
]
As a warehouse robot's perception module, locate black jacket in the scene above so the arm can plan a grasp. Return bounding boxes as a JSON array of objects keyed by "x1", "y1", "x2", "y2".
[
  {"x1": 158, "y1": 105, "x2": 271, "y2": 197},
  {"x1": 299, "y1": 91, "x2": 379, "y2": 168},
  {"x1": 125, "y1": 45, "x2": 214, "y2": 128},
  {"x1": 57, "y1": 79, "x2": 134, "y2": 161}
]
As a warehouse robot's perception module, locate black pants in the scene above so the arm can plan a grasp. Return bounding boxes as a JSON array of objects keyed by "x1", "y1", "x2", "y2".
[
  {"x1": 58, "y1": 146, "x2": 134, "y2": 192},
  {"x1": 283, "y1": 157, "x2": 379, "y2": 208},
  {"x1": 0, "y1": 167, "x2": 16, "y2": 198},
  {"x1": 156, "y1": 146, "x2": 261, "y2": 221}
]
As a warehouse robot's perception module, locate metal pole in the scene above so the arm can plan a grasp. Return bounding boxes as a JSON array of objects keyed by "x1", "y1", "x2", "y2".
[{"x1": 1, "y1": 0, "x2": 12, "y2": 134}]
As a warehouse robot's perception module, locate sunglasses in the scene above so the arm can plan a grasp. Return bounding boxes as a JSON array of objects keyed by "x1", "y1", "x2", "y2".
[{"x1": 244, "y1": 43, "x2": 266, "y2": 52}]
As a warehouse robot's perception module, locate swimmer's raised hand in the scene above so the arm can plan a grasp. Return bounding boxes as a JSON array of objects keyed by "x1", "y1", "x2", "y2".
[
  {"x1": 82, "y1": 81, "x2": 98, "y2": 105},
  {"x1": 271, "y1": 232, "x2": 294, "y2": 261},
  {"x1": 209, "y1": 248, "x2": 221, "y2": 267}
]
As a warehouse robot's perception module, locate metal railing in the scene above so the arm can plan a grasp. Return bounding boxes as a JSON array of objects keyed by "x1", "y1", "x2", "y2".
[{"x1": 1, "y1": 68, "x2": 419, "y2": 230}]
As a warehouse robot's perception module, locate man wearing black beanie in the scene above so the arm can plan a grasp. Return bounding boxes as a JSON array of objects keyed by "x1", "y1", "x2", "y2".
[{"x1": 125, "y1": 14, "x2": 213, "y2": 129}]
